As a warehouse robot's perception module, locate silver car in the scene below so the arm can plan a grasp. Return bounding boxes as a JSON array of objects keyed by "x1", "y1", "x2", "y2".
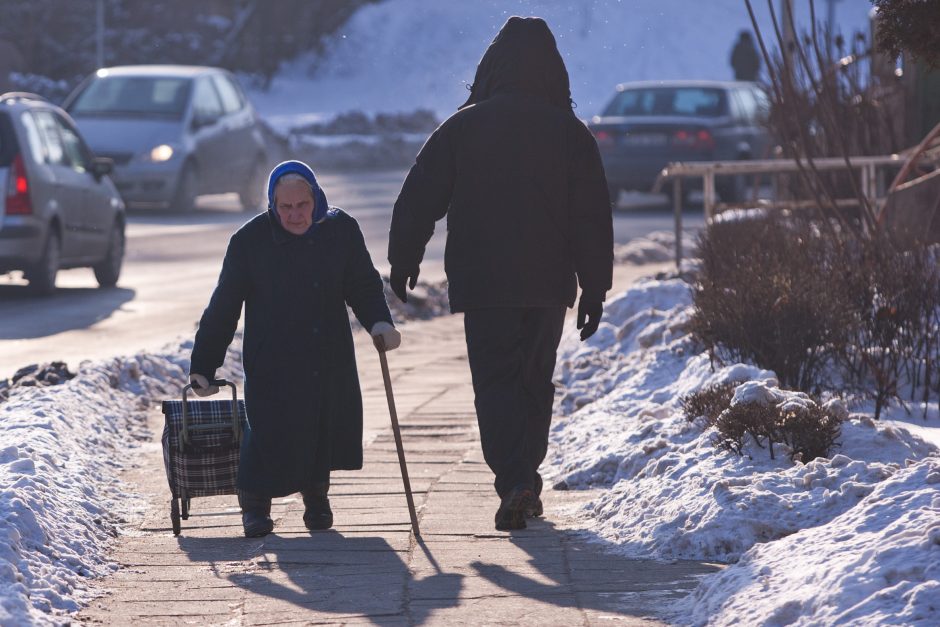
[
  {"x1": 64, "y1": 65, "x2": 268, "y2": 211},
  {"x1": 0, "y1": 92, "x2": 125, "y2": 294}
]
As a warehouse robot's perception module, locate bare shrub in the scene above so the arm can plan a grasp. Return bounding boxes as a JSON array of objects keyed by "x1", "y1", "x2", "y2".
[
  {"x1": 690, "y1": 212, "x2": 855, "y2": 391},
  {"x1": 681, "y1": 381, "x2": 739, "y2": 425},
  {"x1": 841, "y1": 238, "x2": 940, "y2": 419},
  {"x1": 714, "y1": 397, "x2": 844, "y2": 462}
]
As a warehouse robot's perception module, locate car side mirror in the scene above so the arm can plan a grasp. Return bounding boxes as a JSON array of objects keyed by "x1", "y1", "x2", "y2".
[
  {"x1": 191, "y1": 111, "x2": 219, "y2": 131},
  {"x1": 91, "y1": 156, "x2": 113, "y2": 180}
]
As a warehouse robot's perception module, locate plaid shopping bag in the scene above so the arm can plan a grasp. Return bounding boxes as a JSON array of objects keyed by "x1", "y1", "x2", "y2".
[{"x1": 161, "y1": 388, "x2": 247, "y2": 499}]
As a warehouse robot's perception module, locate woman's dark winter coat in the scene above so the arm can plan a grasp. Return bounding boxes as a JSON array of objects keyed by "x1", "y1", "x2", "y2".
[
  {"x1": 190, "y1": 208, "x2": 392, "y2": 497},
  {"x1": 388, "y1": 16, "x2": 614, "y2": 312}
]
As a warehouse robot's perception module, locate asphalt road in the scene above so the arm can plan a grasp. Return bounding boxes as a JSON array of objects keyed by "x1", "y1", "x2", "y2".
[{"x1": 0, "y1": 170, "x2": 703, "y2": 379}]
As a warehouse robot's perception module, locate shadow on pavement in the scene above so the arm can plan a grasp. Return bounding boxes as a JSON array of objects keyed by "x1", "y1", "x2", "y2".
[
  {"x1": 0, "y1": 285, "x2": 135, "y2": 340},
  {"x1": 176, "y1": 533, "x2": 463, "y2": 626},
  {"x1": 471, "y1": 519, "x2": 722, "y2": 623}
]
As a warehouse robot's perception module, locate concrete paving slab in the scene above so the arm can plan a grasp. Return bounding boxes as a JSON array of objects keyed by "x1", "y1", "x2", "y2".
[{"x1": 75, "y1": 263, "x2": 720, "y2": 626}]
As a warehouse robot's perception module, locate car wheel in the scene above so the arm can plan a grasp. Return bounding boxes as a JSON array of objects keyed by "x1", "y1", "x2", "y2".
[
  {"x1": 93, "y1": 221, "x2": 125, "y2": 288},
  {"x1": 173, "y1": 164, "x2": 199, "y2": 212},
  {"x1": 26, "y1": 230, "x2": 60, "y2": 296},
  {"x1": 239, "y1": 158, "x2": 267, "y2": 212}
]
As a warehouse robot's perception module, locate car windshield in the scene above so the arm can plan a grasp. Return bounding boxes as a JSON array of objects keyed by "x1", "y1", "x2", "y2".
[
  {"x1": 69, "y1": 76, "x2": 192, "y2": 119},
  {"x1": 602, "y1": 87, "x2": 728, "y2": 117}
]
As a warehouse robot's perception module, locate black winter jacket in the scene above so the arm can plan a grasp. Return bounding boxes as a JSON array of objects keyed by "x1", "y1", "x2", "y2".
[{"x1": 388, "y1": 16, "x2": 613, "y2": 312}]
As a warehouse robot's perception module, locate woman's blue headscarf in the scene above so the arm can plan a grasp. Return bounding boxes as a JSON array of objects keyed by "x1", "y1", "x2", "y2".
[{"x1": 266, "y1": 160, "x2": 329, "y2": 236}]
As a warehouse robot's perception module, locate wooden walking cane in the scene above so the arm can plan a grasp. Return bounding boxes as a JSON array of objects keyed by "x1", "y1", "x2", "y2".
[{"x1": 374, "y1": 336, "x2": 420, "y2": 536}]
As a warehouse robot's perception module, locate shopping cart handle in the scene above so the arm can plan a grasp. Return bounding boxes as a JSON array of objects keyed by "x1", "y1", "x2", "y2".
[{"x1": 180, "y1": 380, "x2": 242, "y2": 448}]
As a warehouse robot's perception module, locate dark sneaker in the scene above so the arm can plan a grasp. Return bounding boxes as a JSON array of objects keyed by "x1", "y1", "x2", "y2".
[
  {"x1": 302, "y1": 483, "x2": 333, "y2": 530},
  {"x1": 495, "y1": 487, "x2": 536, "y2": 531},
  {"x1": 242, "y1": 510, "x2": 274, "y2": 538}
]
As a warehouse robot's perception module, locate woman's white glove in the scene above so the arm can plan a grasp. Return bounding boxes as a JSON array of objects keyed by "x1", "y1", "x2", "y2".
[
  {"x1": 189, "y1": 373, "x2": 218, "y2": 397},
  {"x1": 370, "y1": 321, "x2": 401, "y2": 352}
]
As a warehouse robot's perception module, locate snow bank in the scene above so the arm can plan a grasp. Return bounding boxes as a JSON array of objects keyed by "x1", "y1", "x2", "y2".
[
  {"x1": 0, "y1": 340, "x2": 242, "y2": 624},
  {"x1": 249, "y1": 0, "x2": 872, "y2": 125},
  {"x1": 547, "y1": 276, "x2": 940, "y2": 622},
  {"x1": 614, "y1": 230, "x2": 698, "y2": 265},
  {"x1": 676, "y1": 458, "x2": 940, "y2": 626}
]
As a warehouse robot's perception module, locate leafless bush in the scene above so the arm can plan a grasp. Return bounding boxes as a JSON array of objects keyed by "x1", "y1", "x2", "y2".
[
  {"x1": 681, "y1": 381, "x2": 740, "y2": 425},
  {"x1": 690, "y1": 212, "x2": 855, "y2": 391},
  {"x1": 744, "y1": 0, "x2": 903, "y2": 236},
  {"x1": 714, "y1": 399, "x2": 843, "y2": 462},
  {"x1": 841, "y1": 239, "x2": 940, "y2": 419}
]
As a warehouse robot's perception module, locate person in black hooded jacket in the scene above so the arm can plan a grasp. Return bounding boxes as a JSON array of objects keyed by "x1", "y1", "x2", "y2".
[{"x1": 387, "y1": 16, "x2": 614, "y2": 530}]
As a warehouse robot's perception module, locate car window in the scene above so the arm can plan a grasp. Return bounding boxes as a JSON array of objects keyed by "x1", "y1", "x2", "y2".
[
  {"x1": 212, "y1": 74, "x2": 244, "y2": 115},
  {"x1": 55, "y1": 115, "x2": 90, "y2": 173},
  {"x1": 192, "y1": 77, "x2": 224, "y2": 122},
  {"x1": 603, "y1": 87, "x2": 729, "y2": 117},
  {"x1": 69, "y1": 76, "x2": 192, "y2": 119},
  {"x1": 20, "y1": 112, "x2": 48, "y2": 165},
  {"x1": 735, "y1": 88, "x2": 759, "y2": 124},
  {"x1": 0, "y1": 112, "x2": 12, "y2": 167},
  {"x1": 33, "y1": 110, "x2": 69, "y2": 166},
  {"x1": 751, "y1": 88, "x2": 771, "y2": 123}
]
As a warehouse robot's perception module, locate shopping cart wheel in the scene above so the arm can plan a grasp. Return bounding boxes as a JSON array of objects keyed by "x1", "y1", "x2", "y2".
[
  {"x1": 181, "y1": 496, "x2": 191, "y2": 520},
  {"x1": 171, "y1": 498, "x2": 181, "y2": 536}
]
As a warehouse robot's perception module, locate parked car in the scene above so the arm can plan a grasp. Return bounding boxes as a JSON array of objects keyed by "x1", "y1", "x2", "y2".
[
  {"x1": 63, "y1": 65, "x2": 268, "y2": 211},
  {"x1": 588, "y1": 80, "x2": 771, "y2": 203},
  {"x1": 0, "y1": 92, "x2": 125, "y2": 294}
]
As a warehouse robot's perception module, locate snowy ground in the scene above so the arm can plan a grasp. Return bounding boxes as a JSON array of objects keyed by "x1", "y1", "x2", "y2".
[
  {"x1": 248, "y1": 0, "x2": 872, "y2": 131},
  {"x1": 0, "y1": 340, "x2": 243, "y2": 625},
  {"x1": 547, "y1": 277, "x2": 940, "y2": 625}
]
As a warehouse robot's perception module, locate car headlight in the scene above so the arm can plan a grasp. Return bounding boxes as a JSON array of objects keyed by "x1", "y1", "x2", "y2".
[{"x1": 147, "y1": 144, "x2": 175, "y2": 162}]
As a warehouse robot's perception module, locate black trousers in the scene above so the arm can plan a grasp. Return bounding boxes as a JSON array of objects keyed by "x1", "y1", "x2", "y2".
[{"x1": 464, "y1": 307, "x2": 566, "y2": 499}]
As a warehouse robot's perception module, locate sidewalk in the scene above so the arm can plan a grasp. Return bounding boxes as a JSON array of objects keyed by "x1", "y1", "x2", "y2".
[{"x1": 78, "y1": 263, "x2": 719, "y2": 626}]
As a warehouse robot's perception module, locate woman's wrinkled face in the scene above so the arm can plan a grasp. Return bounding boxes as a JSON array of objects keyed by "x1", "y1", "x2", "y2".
[{"x1": 275, "y1": 179, "x2": 315, "y2": 235}]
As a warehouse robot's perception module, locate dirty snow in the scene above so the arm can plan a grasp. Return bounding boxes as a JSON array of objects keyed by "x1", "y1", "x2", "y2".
[
  {"x1": 547, "y1": 277, "x2": 940, "y2": 624},
  {"x1": 0, "y1": 340, "x2": 242, "y2": 625}
]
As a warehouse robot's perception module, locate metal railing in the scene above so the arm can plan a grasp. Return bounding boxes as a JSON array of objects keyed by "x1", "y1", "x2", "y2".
[{"x1": 653, "y1": 154, "x2": 904, "y2": 268}]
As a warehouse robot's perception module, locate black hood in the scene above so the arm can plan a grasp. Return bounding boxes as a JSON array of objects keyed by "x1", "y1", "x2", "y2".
[{"x1": 459, "y1": 16, "x2": 572, "y2": 113}]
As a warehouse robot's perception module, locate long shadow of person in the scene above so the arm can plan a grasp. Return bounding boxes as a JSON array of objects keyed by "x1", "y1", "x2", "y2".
[
  {"x1": 469, "y1": 518, "x2": 721, "y2": 622},
  {"x1": 178, "y1": 532, "x2": 462, "y2": 626}
]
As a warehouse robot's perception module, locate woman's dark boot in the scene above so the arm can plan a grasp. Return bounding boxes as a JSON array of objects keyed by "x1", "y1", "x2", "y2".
[
  {"x1": 238, "y1": 491, "x2": 274, "y2": 537},
  {"x1": 301, "y1": 482, "x2": 333, "y2": 530}
]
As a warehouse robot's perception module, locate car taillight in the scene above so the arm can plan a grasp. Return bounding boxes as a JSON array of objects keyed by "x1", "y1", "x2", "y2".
[
  {"x1": 5, "y1": 153, "x2": 32, "y2": 215},
  {"x1": 593, "y1": 129, "x2": 613, "y2": 145},
  {"x1": 673, "y1": 129, "x2": 715, "y2": 150}
]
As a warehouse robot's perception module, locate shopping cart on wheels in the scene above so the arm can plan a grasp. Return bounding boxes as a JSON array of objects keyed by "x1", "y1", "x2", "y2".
[{"x1": 161, "y1": 380, "x2": 247, "y2": 535}]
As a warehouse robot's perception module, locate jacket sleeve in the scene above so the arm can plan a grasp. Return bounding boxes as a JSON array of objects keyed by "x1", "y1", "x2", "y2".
[
  {"x1": 388, "y1": 123, "x2": 456, "y2": 270},
  {"x1": 569, "y1": 122, "x2": 614, "y2": 302},
  {"x1": 190, "y1": 233, "x2": 248, "y2": 378},
  {"x1": 344, "y1": 217, "x2": 394, "y2": 332}
]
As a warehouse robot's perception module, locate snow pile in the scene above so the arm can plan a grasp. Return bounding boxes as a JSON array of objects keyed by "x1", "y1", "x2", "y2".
[
  {"x1": 614, "y1": 230, "x2": 698, "y2": 265},
  {"x1": 0, "y1": 340, "x2": 242, "y2": 624},
  {"x1": 547, "y1": 277, "x2": 940, "y2": 622},
  {"x1": 676, "y1": 457, "x2": 940, "y2": 626},
  {"x1": 249, "y1": 0, "x2": 872, "y2": 125}
]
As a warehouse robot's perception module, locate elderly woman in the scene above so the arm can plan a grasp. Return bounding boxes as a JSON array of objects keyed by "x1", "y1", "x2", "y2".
[{"x1": 189, "y1": 160, "x2": 400, "y2": 537}]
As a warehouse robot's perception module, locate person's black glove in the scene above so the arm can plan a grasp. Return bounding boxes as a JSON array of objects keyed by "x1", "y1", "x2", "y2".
[
  {"x1": 577, "y1": 296, "x2": 603, "y2": 341},
  {"x1": 390, "y1": 265, "x2": 419, "y2": 303}
]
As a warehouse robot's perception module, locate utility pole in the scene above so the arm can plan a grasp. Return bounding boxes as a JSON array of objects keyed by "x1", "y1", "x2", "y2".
[{"x1": 96, "y1": 0, "x2": 104, "y2": 70}]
